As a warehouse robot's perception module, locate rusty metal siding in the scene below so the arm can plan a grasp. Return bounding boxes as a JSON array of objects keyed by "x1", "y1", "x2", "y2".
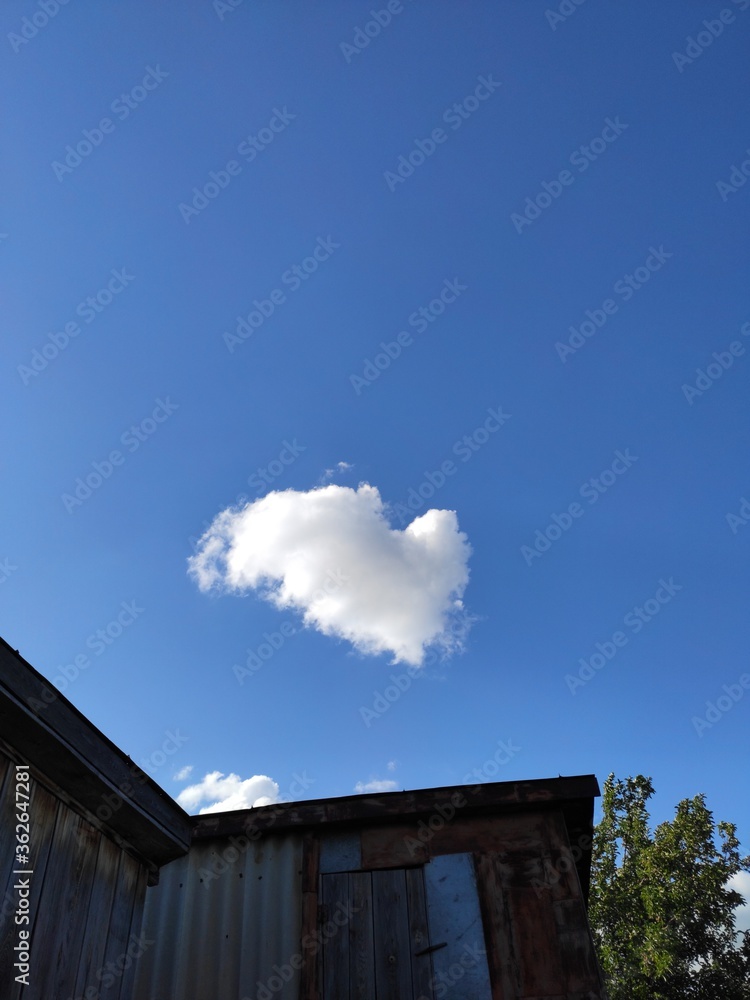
[{"x1": 133, "y1": 831, "x2": 305, "y2": 1000}]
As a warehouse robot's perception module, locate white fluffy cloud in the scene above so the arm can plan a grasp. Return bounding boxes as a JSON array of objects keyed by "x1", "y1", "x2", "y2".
[
  {"x1": 173, "y1": 765, "x2": 193, "y2": 781},
  {"x1": 354, "y1": 779, "x2": 399, "y2": 794},
  {"x1": 176, "y1": 771, "x2": 280, "y2": 814},
  {"x1": 188, "y1": 483, "x2": 472, "y2": 666}
]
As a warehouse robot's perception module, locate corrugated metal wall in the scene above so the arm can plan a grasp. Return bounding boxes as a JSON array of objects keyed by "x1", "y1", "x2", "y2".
[
  {"x1": 133, "y1": 831, "x2": 304, "y2": 1000},
  {"x1": 0, "y1": 752, "x2": 148, "y2": 1000}
]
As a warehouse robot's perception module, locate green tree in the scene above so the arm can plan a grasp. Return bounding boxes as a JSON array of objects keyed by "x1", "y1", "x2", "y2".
[{"x1": 589, "y1": 774, "x2": 750, "y2": 1000}]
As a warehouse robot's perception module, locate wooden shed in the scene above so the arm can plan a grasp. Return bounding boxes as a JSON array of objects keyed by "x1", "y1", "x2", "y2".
[
  {"x1": 134, "y1": 774, "x2": 607, "y2": 999},
  {"x1": 0, "y1": 638, "x2": 191, "y2": 1000},
  {"x1": 0, "y1": 636, "x2": 607, "y2": 999}
]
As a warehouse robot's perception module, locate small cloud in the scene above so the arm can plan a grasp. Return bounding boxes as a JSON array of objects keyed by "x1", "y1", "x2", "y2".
[
  {"x1": 173, "y1": 765, "x2": 193, "y2": 782},
  {"x1": 176, "y1": 770, "x2": 280, "y2": 815},
  {"x1": 188, "y1": 483, "x2": 472, "y2": 666},
  {"x1": 386, "y1": 760, "x2": 398, "y2": 772},
  {"x1": 320, "y1": 461, "x2": 354, "y2": 484},
  {"x1": 354, "y1": 779, "x2": 399, "y2": 794}
]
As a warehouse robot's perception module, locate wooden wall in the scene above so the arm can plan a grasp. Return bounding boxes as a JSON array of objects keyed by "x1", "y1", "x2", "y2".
[
  {"x1": 473, "y1": 810, "x2": 604, "y2": 999},
  {"x1": 0, "y1": 750, "x2": 150, "y2": 1000}
]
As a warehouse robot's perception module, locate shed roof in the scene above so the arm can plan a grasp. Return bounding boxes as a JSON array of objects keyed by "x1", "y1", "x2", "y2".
[
  {"x1": 191, "y1": 773, "x2": 600, "y2": 899},
  {"x1": 0, "y1": 635, "x2": 191, "y2": 872}
]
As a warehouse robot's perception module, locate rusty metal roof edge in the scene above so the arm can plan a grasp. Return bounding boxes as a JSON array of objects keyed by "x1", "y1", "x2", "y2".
[{"x1": 190, "y1": 774, "x2": 600, "y2": 840}]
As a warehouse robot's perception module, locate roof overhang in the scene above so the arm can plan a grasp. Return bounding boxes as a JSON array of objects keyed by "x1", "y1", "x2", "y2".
[{"x1": 0, "y1": 637, "x2": 191, "y2": 874}]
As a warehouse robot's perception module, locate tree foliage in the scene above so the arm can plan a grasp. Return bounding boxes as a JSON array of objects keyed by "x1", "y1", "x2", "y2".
[{"x1": 589, "y1": 774, "x2": 750, "y2": 1000}]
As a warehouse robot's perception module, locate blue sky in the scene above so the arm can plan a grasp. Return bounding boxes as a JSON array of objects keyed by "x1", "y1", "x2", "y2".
[{"x1": 2, "y1": 0, "x2": 748, "y2": 897}]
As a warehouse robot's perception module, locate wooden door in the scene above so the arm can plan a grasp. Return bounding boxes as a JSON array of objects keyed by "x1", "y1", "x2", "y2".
[{"x1": 319, "y1": 867, "x2": 434, "y2": 1000}]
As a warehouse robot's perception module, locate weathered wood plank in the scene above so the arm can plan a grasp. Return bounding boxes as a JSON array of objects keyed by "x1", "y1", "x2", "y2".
[
  {"x1": 0, "y1": 780, "x2": 59, "y2": 1000},
  {"x1": 348, "y1": 872, "x2": 375, "y2": 1000},
  {"x1": 0, "y1": 752, "x2": 20, "y2": 951},
  {"x1": 539, "y1": 810, "x2": 588, "y2": 900},
  {"x1": 553, "y1": 897, "x2": 605, "y2": 994},
  {"x1": 117, "y1": 862, "x2": 148, "y2": 1000},
  {"x1": 507, "y1": 887, "x2": 564, "y2": 997},
  {"x1": 361, "y1": 824, "x2": 428, "y2": 869},
  {"x1": 405, "y1": 867, "x2": 434, "y2": 1000},
  {"x1": 473, "y1": 853, "x2": 511, "y2": 1000},
  {"x1": 428, "y1": 812, "x2": 549, "y2": 857},
  {"x1": 300, "y1": 832, "x2": 321, "y2": 1000},
  {"x1": 361, "y1": 811, "x2": 557, "y2": 871},
  {"x1": 28, "y1": 806, "x2": 101, "y2": 998},
  {"x1": 72, "y1": 834, "x2": 121, "y2": 998},
  {"x1": 98, "y1": 850, "x2": 144, "y2": 1000},
  {"x1": 321, "y1": 872, "x2": 349, "y2": 1000},
  {"x1": 372, "y1": 868, "x2": 412, "y2": 1000}
]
